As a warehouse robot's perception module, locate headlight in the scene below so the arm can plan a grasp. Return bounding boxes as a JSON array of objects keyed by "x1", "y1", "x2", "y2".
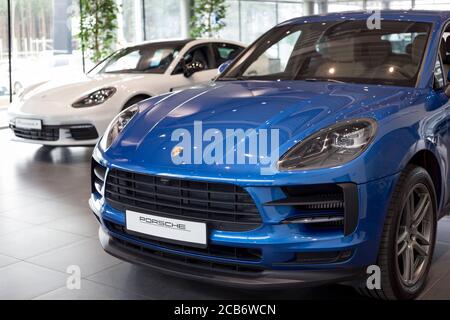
[
  {"x1": 99, "y1": 105, "x2": 139, "y2": 150},
  {"x1": 72, "y1": 87, "x2": 117, "y2": 108},
  {"x1": 278, "y1": 118, "x2": 377, "y2": 171}
]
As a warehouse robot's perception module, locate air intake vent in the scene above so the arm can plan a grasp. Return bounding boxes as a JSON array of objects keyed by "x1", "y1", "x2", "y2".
[
  {"x1": 91, "y1": 160, "x2": 106, "y2": 195},
  {"x1": 265, "y1": 183, "x2": 358, "y2": 235},
  {"x1": 69, "y1": 125, "x2": 98, "y2": 140}
]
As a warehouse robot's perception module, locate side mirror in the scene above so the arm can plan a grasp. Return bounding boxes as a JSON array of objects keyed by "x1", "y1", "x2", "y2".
[
  {"x1": 183, "y1": 61, "x2": 205, "y2": 78},
  {"x1": 218, "y1": 60, "x2": 232, "y2": 74}
]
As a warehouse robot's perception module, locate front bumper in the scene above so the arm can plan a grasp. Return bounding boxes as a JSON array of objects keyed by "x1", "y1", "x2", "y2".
[
  {"x1": 90, "y1": 156, "x2": 400, "y2": 287},
  {"x1": 99, "y1": 226, "x2": 365, "y2": 288},
  {"x1": 9, "y1": 122, "x2": 100, "y2": 146},
  {"x1": 7, "y1": 106, "x2": 114, "y2": 146}
]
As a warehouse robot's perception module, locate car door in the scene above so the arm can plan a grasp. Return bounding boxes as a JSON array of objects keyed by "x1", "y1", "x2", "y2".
[
  {"x1": 168, "y1": 43, "x2": 218, "y2": 92},
  {"x1": 431, "y1": 41, "x2": 450, "y2": 210}
]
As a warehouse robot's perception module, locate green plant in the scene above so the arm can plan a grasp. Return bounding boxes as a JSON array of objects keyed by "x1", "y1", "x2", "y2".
[
  {"x1": 79, "y1": 0, "x2": 119, "y2": 63},
  {"x1": 190, "y1": 0, "x2": 227, "y2": 38}
]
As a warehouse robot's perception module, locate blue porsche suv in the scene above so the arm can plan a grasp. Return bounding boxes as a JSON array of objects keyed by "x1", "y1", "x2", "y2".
[{"x1": 90, "y1": 11, "x2": 450, "y2": 299}]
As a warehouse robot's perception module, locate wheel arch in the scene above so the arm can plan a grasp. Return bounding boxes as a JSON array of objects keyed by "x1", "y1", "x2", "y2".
[
  {"x1": 122, "y1": 93, "x2": 152, "y2": 110},
  {"x1": 406, "y1": 149, "x2": 443, "y2": 212}
]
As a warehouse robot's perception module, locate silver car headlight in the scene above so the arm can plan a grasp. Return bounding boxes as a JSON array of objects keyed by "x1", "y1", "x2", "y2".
[
  {"x1": 72, "y1": 87, "x2": 117, "y2": 108},
  {"x1": 99, "y1": 105, "x2": 139, "y2": 150},
  {"x1": 278, "y1": 118, "x2": 377, "y2": 171}
]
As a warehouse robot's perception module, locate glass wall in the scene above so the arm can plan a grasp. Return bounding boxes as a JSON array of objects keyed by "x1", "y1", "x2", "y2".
[
  {"x1": 415, "y1": 0, "x2": 450, "y2": 10},
  {"x1": 120, "y1": 0, "x2": 143, "y2": 45},
  {"x1": 143, "y1": 0, "x2": 183, "y2": 40},
  {"x1": 3, "y1": 0, "x2": 450, "y2": 110},
  {"x1": 220, "y1": 0, "x2": 304, "y2": 44},
  {"x1": 10, "y1": 0, "x2": 83, "y2": 98},
  {"x1": 328, "y1": 0, "x2": 363, "y2": 11},
  {"x1": 0, "y1": 0, "x2": 83, "y2": 106},
  {"x1": 0, "y1": 0, "x2": 9, "y2": 108},
  {"x1": 240, "y1": 1, "x2": 277, "y2": 43}
]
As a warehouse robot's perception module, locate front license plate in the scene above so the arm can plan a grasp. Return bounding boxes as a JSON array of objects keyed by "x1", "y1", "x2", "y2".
[
  {"x1": 126, "y1": 211, "x2": 207, "y2": 247},
  {"x1": 15, "y1": 118, "x2": 42, "y2": 130}
]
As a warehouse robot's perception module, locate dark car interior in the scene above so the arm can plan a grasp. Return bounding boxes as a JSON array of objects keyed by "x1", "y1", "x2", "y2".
[
  {"x1": 223, "y1": 20, "x2": 437, "y2": 87},
  {"x1": 301, "y1": 26, "x2": 432, "y2": 85},
  {"x1": 173, "y1": 43, "x2": 244, "y2": 75}
]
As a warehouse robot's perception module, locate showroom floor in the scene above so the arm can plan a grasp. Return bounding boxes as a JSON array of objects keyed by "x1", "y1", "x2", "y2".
[{"x1": 0, "y1": 129, "x2": 449, "y2": 300}]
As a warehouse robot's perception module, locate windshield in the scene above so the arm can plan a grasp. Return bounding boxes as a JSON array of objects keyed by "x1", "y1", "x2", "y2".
[
  {"x1": 92, "y1": 43, "x2": 184, "y2": 75},
  {"x1": 219, "y1": 20, "x2": 431, "y2": 87}
]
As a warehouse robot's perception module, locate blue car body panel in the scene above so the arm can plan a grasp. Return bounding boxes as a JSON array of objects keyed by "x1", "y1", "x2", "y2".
[{"x1": 91, "y1": 11, "x2": 450, "y2": 286}]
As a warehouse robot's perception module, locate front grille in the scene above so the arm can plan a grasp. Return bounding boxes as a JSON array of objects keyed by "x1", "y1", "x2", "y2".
[
  {"x1": 105, "y1": 169, "x2": 262, "y2": 231},
  {"x1": 110, "y1": 233, "x2": 264, "y2": 274},
  {"x1": 69, "y1": 125, "x2": 98, "y2": 140},
  {"x1": 106, "y1": 221, "x2": 262, "y2": 261},
  {"x1": 10, "y1": 124, "x2": 59, "y2": 141}
]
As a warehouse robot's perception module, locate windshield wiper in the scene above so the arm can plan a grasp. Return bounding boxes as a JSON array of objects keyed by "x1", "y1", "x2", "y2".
[{"x1": 302, "y1": 78, "x2": 346, "y2": 84}]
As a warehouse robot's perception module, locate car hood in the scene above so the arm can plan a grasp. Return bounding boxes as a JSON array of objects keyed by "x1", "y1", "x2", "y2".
[
  {"x1": 106, "y1": 80, "x2": 414, "y2": 178},
  {"x1": 20, "y1": 73, "x2": 156, "y2": 104}
]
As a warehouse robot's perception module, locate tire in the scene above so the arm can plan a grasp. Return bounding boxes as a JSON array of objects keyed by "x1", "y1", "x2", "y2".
[
  {"x1": 122, "y1": 95, "x2": 150, "y2": 111},
  {"x1": 355, "y1": 165, "x2": 437, "y2": 300}
]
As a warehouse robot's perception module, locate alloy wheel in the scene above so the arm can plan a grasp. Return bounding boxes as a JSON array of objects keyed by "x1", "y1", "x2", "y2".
[{"x1": 395, "y1": 183, "x2": 433, "y2": 287}]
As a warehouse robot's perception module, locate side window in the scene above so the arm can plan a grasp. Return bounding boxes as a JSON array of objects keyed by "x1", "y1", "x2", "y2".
[
  {"x1": 103, "y1": 50, "x2": 140, "y2": 73},
  {"x1": 213, "y1": 43, "x2": 244, "y2": 67},
  {"x1": 173, "y1": 45, "x2": 213, "y2": 74},
  {"x1": 434, "y1": 56, "x2": 445, "y2": 90}
]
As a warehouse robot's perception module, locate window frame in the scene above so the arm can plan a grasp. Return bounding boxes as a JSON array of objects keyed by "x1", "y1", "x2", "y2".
[
  {"x1": 433, "y1": 53, "x2": 445, "y2": 90},
  {"x1": 432, "y1": 22, "x2": 450, "y2": 91}
]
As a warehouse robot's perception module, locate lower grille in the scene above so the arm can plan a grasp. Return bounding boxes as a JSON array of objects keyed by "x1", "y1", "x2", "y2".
[
  {"x1": 105, "y1": 169, "x2": 262, "y2": 231},
  {"x1": 106, "y1": 221, "x2": 262, "y2": 261},
  {"x1": 109, "y1": 231, "x2": 265, "y2": 274},
  {"x1": 273, "y1": 250, "x2": 353, "y2": 266},
  {"x1": 10, "y1": 124, "x2": 59, "y2": 141},
  {"x1": 10, "y1": 123, "x2": 99, "y2": 142},
  {"x1": 69, "y1": 125, "x2": 98, "y2": 140}
]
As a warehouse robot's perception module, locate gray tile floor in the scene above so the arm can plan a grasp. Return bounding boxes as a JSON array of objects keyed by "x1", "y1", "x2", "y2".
[{"x1": 0, "y1": 129, "x2": 449, "y2": 300}]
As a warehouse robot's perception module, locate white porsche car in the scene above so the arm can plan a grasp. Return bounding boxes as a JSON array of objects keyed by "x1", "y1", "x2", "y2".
[{"x1": 8, "y1": 39, "x2": 245, "y2": 146}]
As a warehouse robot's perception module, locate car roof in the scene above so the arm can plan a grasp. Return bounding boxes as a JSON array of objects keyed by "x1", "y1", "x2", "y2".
[
  {"x1": 124, "y1": 38, "x2": 245, "y2": 51},
  {"x1": 281, "y1": 10, "x2": 450, "y2": 25},
  {"x1": 126, "y1": 39, "x2": 193, "y2": 51},
  {"x1": 189, "y1": 38, "x2": 246, "y2": 47}
]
